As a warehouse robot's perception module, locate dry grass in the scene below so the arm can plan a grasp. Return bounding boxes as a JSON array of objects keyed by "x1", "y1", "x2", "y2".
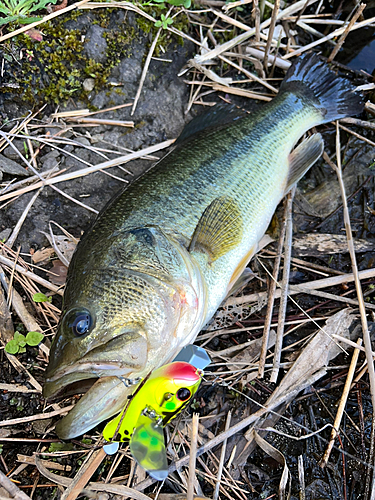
[{"x1": 1, "y1": 0, "x2": 375, "y2": 499}]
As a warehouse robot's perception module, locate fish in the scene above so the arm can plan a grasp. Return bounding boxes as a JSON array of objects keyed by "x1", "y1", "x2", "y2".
[{"x1": 43, "y1": 53, "x2": 363, "y2": 439}]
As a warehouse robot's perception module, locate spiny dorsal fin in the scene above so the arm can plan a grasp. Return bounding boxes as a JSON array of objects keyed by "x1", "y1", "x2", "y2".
[
  {"x1": 285, "y1": 133, "x2": 324, "y2": 195},
  {"x1": 176, "y1": 103, "x2": 247, "y2": 145},
  {"x1": 189, "y1": 196, "x2": 243, "y2": 262}
]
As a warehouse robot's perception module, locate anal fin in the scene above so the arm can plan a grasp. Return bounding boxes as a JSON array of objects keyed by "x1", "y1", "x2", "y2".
[
  {"x1": 189, "y1": 196, "x2": 243, "y2": 262},
  {"x1": 285, "y1": 134, "x2": 324, "y2": 194}
]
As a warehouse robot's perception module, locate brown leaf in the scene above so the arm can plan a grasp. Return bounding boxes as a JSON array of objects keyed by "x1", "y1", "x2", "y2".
[
  {"x1": 31, "y1": 247, "x2": 55, "y2": 265},
  {"x1": 49, "y1": 259, "x2": 68, "y2": 286}
]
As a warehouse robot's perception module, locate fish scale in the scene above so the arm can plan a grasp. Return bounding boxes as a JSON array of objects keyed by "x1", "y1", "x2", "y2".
[{"x1": 43, "y1": 53, "x2": 364, "y2": 439}]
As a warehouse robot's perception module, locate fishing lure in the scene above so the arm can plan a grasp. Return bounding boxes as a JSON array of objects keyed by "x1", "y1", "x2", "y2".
[{"x1": 103, "y1": 353, "x2": 208, "y2": 480}]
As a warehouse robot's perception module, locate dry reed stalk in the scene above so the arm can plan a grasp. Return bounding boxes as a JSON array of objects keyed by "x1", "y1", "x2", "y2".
[
  {"x1": 283, "y1": 14, "x2": 375, "y2": 59},
  {"x1": 6, "y1": 189, "x2": 42, "y2": 249},
  {"x1": 225, "y1": 267, "x2": 375, "y2": 307},
  {"x1": 187, "y1": 413, "x2": 200, "y2": 500},
  {"x1": 0, "y1": 254, "x2": 63, "y2": 294},
  {"x1": 333, "y1": 122, "x2": 375, "y2": 499},
  {"x1": 61, "y1": 448, "x2": 106, "y2": 500},
  {"x1": 263, "y1": 0, "x2": 280, "y2": 71},
  {"x1": 338, "y1": 124, "x2": 375, "y2": 148},
  {"x1": 52, "y1": 103, "x2": 132, "y2": 119},
  {"x1": 0, "y1": 405, "x2": 74, "y2": 427},
  {"x1": 219, "y1": 55, "x2": 278, "y2": 92},
  {"x1": 0, "y1": 470, "x2": 31, "y2": 500},
  {"x1": 320, "y1": 338, "x2": 362, "y2": 467},
  {"x1": 271, "y1": 186, "x2": 295, "y2": 383},
  {"x1": 66, "y1": 118, "x2": 134, "y2": 127},
  {"x1": 213, "y1": 411, "x2": 231, "y2": 500},
  {"x1": 327, "y1": 3, "x2": 366, "y2": 63},
  {"x1": 212, "y1": 83, "x2": 272, "y2": 100},
  {"x1": 195, "y1": 0, "x2": 318, "y2": 63},
  {"x1": 258, "y1": 198, "x2": 288, "y2": 379},
  {"x1": 132, "y1": 26, "x2": 163, "y2": 115},
  {"x1": 0, "y1": 139, "x2": 175, "y2": 203}
]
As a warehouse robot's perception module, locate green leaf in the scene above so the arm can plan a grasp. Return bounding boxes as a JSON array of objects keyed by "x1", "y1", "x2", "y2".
[
  {"x1": 5, "y1": 339, "x2": 19, "y2": 354},
  {"x1": 19, "y1": 16, "x2": 42, "y2": 23},
  {"x1": 26, "y1": 331, "x2": 44, "y2": 346},
  {"x1": 18, "y1": 346, "x2": 26, "y2": 353},
  {"x1": 33, "y1": 293, "x2": 52, "y2": 303},
  {"x1": 14, "y1": 332, "x2": 26, "y2": 346},
  {"x1": 48, "y1": 443, "x2": 75, "y2": 453},
  {"x1": 154, "y1": 20, "x2": 162, "y2": 27}
]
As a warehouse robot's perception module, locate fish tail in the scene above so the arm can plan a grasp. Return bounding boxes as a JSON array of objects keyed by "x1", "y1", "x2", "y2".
[{"x1": 280, "y1": 53, "x2": 364, "y2": 122}]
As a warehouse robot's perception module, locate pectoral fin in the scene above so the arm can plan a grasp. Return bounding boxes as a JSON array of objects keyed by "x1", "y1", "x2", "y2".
[
  {"x1": 285, "y1": 134, "x2": 324, "y2": 194},
  {"x1": 189, "y1": 197, "x2": 243, "y2": 262}
]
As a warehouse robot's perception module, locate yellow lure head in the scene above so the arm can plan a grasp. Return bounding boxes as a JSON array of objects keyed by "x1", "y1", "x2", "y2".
[{"x1": 103, "y1": 361, "x2": 202, "y2": 443}]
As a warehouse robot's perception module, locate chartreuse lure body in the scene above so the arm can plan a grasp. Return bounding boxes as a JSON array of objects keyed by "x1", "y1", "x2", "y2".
[{"x1": 103, "y1": 361, "x2": 203, "y2": 480}]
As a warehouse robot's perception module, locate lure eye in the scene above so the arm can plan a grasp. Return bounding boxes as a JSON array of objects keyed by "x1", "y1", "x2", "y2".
[
  {"x1": 65, "y1": 308, "x2": 93, "y2": 337},
  {"x1": 176, "y1": 387, "x2": 191, "y2": 401}
]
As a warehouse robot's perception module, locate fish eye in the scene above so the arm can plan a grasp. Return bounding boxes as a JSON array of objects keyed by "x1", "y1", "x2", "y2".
[
  {"x1": 65, "y1": 308, "x2": 93, "y2": 337},
  {"x1": 176, "y1": 387, "x2": 191, "y2": 401}
]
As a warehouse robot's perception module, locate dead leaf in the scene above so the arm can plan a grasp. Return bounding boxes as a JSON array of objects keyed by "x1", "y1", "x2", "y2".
[
  {"x1": 31, "y1": 247, "x2": 55, "y2": 265},
  {"x1": 293, "y1": 233, "x2": 375, "y2": 256},
  {"x1": 49, "y1": 260, "x2": 68, "y2": 286},
  {"x1": 41, "y1": 221, "x2": 79, "y2": 267}
]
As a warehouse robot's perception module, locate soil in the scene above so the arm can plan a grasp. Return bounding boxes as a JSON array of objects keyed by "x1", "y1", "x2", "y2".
[{"x1": 1, "y1": 3, "x2": 375, "y2": 500}]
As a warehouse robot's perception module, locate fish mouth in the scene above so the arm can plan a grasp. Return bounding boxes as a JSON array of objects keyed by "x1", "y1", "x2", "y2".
[
  {"x1": 43, "y1": 360, "x2": 133, "y2": 399},
  {"x1": 43, "y1": 329, "x2": 148, "y2": 399}
]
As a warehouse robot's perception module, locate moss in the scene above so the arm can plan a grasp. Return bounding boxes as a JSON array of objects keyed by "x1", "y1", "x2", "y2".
[
  {"x1": 9, "y1": 6, "x2": 188, "y2": 107},
  {"x1": 11, "y1": 9, "x2": 138, "y2": 106}
]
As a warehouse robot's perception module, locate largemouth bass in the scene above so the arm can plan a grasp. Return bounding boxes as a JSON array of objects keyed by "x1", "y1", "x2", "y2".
[{"x1": 43, "y1": 54, "x2": 363, "y2": 439}]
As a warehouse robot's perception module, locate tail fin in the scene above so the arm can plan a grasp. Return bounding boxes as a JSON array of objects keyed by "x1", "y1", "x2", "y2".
[{"x1": 280, "y1": 53, "x2": 364, "y2": 122}]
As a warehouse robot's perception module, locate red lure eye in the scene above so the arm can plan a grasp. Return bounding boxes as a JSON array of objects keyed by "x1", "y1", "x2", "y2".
[{"x1": 176, "y1": 387, "x2": 191, "y2": 401}]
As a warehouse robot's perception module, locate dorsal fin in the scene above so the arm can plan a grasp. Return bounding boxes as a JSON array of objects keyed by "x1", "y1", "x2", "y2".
[
  {"x1": 285, "y1": 133, "x2": 324, "y2": 194},
  {"x1": 176, "y1": 103, "x2": 248, "y2": 145},
  {"x1": 189, "y1": 196, "x2": 243, "y2": 262}
]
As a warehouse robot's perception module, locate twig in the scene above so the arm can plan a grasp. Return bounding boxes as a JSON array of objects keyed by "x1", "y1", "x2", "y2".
[
  {"x1": 271, "y1": 186, "x2": 295, "y2": 383},
  {"x1": 224, "y1": 267, "x2": 375, "y2": 307},
  {"x1": 338, "y1": 124, "x2": 375, "y2": 149},
  {"x1": 0, "y1": 470, "x2": 31, "y2": 500},
  {"x1": 195, "y1": 0, "x2": 318, "y2": 63},
  {"x1": 0, "y1": 254, "x2": 63, "y2": 295},
  {"x1": 66, "y1": 118, "x2": 134, "y2": 127},
  {"x1": 219, "y1": 55, "x2": 278, "y2": 93},
  {"x1": 6, "y1": 189, "x2": 42, "y2": 249},
  {"x1": 0, "y1": 139, "x2": 175, "y2": 203},
  {"x1": 258, "y1": 197, "x2": 288, "y2": 379},
  {"x1": 263, "y1": 0, "x2": 280, "y2": 71},
  {"x1": 333, "y1": 121, "x2": 375, "y2": 499},
  {"x1": 283, "y1": 14, "x2": 375, "y2": 59},
  {"x1": 327, "y1": 3, "x2": 366, "y2": 63},
  {"x1": 132, "y1": 26, "x2": 163, "y2": 115},
  {"x1": 187, "y1": 413, "x2": 199, "y2": 500},
  {"x1": 0, "y1": 405, "x2": 74, "y2": 427},
  {"x1": 320, "y1": 338, "x2": 362, "y2": 467},
  {"x1": 61, "y1": 447, "x2": 106, "y2": 500},
  {"x1": 35, "y1": 456, "x2": 156, "y2": 500},
  {"x1": 298, "y1": 455, "x2": 305, "y2": 500},
  {"x1": 213, "y1": 411, "x2": 231, "y2": 500}
]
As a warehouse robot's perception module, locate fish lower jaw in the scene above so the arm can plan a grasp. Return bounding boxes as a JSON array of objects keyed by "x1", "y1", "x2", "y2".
[{"x1": 43, "y1": 362, "x2": 136, "y2": 399}]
